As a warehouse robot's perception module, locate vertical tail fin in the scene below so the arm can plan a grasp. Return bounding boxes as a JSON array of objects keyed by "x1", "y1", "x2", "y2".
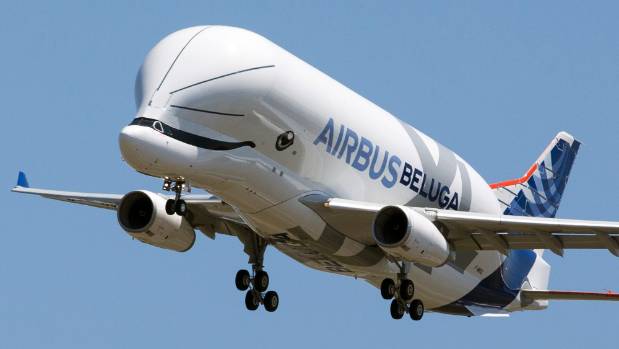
[
  {"x1": 492, "y1": 132, "x2": 580, "y2": 302},
  {"x1": 491, "y1": 132, "x2": 579, "y2": 302},
  {"x1": 491, "y1": 131, "x2": 581, "y2": 218}
]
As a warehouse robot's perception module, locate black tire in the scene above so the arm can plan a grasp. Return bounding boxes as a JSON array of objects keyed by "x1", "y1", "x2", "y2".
[
  {"x1": 390, "y1": 299, "x2": 405, "y2": 319},
  {"x1": 245, "y1": 290, "x2": 259, "y2": 311},
  {"x1": 399, "y1": 279, "x2": 414, "y2": 301},
  {"x1": 175, "y1": 199, "x2": 187, "y2": 216},
  {"x1": 254, "y1": 270, "x2": 269, "y2": 292},
  {"x1": 380, "y1": 278, "x2": 396, "y2": 300},
  {"x1": 263, "y1": 291, "x2": 279, "y2": 312},
  {"x1": 235, "y1": 269, "x2": 251, "y2": 291},
  {"x1": 410, "y1": 299, "x2": 424, "y2": 321},
  {"x1": 165, "y1": 199, "x2": 175, "y2": 215}
]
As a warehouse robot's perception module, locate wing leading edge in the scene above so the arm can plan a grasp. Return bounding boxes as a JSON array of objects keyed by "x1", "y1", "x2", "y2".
[
  {"x1": 305, "y1": 196, "x2": 619, "y2": 257},
  {"x1": 11, "y1": 171, "x2": 242, "y2": 228}
]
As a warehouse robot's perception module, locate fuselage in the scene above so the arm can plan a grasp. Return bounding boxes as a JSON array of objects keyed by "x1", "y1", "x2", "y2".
[{"x1": 119, "y1": 26, "x2": 548, "y2": 314}]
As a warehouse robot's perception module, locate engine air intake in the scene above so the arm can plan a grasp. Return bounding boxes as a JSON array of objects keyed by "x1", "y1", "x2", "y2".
[
  {"x1": 372, "y1": 205, "x2": 449, "y2": 267},
  {"x1": 117, "y1": 190, "x2": 196, "y2": 252}
]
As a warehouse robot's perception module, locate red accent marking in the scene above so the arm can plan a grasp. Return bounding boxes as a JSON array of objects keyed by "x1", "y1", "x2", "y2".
[{"x1": 489, "y1": 163, "x2": 539, "y2": 189}]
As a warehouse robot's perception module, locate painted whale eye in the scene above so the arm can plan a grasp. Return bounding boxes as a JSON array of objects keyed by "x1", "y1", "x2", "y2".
[
  {"x1": 275, "y1": 131, "x2": 294, "y2": 151},
  {"x1": 152, "y1": 121, "x2": 164, "y2": 133}
]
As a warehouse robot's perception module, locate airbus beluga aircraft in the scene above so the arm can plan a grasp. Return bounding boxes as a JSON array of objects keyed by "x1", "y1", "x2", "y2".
[{"x1": 13, "y1": 25, "x2": 619, "y2": 320}]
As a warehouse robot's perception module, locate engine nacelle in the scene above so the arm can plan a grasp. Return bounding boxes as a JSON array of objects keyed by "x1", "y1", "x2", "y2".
[
  {"x1": 117, "y1": 190, "x2": 196, "y2": 252},
  {"x1": 372, "y1": 206, "x2": 449, "y2": 267}
]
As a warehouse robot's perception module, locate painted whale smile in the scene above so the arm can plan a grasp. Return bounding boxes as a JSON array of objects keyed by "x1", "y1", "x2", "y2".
[{"x1": 130, "y1": 117, "x2": 255, "y2": 151}]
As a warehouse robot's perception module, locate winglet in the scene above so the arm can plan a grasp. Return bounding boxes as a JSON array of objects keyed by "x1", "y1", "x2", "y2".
[{"x1": 16, "y1": 171, "x2": 30, "y2": 188}]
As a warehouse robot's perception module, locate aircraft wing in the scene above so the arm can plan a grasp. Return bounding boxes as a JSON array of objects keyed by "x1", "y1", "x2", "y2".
[
  {"x1": 12, "y1": 185, "x2": 123, "y2": 210},
  {"x1": 11, "y1": 171, "x2": 243, "y2": 237},
  {"x1": 301, "y1": 195, "x2": 619, "y2": 257}
]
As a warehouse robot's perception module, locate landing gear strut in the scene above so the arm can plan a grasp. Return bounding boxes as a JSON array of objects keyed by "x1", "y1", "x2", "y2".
[
  {"x1": 381, "y1": 262, "x2": 425, "y2": 321},
  {"x1": 163, "y1": 177, "x2": 189, "y2": 216},
  {"x1": 235, "y1": 231, "x2": 279, "y2": 312}
]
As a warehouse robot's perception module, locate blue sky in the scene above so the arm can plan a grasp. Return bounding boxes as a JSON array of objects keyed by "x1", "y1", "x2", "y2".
[{"x1": 2, "y1": 1, "x2": 619, "y2": 348}]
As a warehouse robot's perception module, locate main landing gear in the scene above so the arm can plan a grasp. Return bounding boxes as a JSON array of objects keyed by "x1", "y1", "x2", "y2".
[
  {"x1": 234, "y1": 230, "x2": 279, "y2": 312},
  {"x1": 163, "y1": 177, "x2": 189, "y2": 216},
  {"x1": 380, "y1": 262, "x2": 425, "y2": 321},
  {"x1": 235, "y1": 266, "x2": 279, "y2": 312}
]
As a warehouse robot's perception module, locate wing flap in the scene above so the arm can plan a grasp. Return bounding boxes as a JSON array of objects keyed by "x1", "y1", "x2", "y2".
[
  {"x1": 426, "y1": 208, "x2": 619, "y2": 234},
  {"x1": 450, "y1": 234, "x2": 617, "y2": 251},
  {"x1": 425, "y1": 208, "x2": 619, "y2": 256}
]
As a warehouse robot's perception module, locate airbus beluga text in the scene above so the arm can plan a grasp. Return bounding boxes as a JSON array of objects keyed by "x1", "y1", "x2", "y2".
[{"x1": 14, "y1": 26, "x2": 619, "y2": 320}]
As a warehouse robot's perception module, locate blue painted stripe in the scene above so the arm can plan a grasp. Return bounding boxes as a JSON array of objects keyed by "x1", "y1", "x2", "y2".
[
  {"x1": 435, "y1": 250, "x2": 537, "y2": 315},
  {"x1": 456, "y1": 250, "x2": 537, "y2": 308},
  {"x1": 17, "y1": 171, "x2": 29, "y2": 188}
]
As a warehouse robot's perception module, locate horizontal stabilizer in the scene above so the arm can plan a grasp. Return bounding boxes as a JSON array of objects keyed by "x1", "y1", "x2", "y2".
[{"x1": 521, "y1": 290, "x2": 619, "y2": 301}]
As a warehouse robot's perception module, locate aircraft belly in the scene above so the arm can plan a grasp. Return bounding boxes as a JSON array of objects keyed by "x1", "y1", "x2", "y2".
[
  {"x1": 237, "y1": 191, "x2": 503, "y2": 310},
  {"x1": 241, "y1": 192, "x2": 391, "y2": 276}
]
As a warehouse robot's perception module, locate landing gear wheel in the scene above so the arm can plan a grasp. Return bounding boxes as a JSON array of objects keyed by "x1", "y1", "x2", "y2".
[
  {"x1": 409, "y1": 299, "x2": 424, "y2": 321},
  {"x1": 165, "y1": 199, "x2": 175, "y2": 215},
  {"x1": 390, "y1": 299, "x2": 405, "y2": 319},
  {"x1": 245, "y1": 290, "x2": 259, "y2": 311},
  {"x1": 235, "y1": 269, "x2": 251, "y2": 291},
  {"x1": 263, "y1": 291, "x2": 279, "y2": 312},
  {"x1": 174, "y1": 199, "x2": 187, "y2": 216},
  {"x1": 399, "y1": 279, "x2": 414, "y2": 301},
  {"x1": 162, "y1": 178, "x2": 189, "y2": 216},
  {"x1": 254, "y1": 270, "x2": 269, "y2": 292},
  {"x1": 380, "y1": 278, "x2": 396, "y2": 300}
]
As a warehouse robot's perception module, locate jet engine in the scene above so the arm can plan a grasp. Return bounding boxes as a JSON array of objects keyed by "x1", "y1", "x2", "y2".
[
  {"x1": 372, "y1": 206, "x2": 449, "y2": 267},
  {"x1": 117, "y1": 190, "x2": 195, "y2": 252}
]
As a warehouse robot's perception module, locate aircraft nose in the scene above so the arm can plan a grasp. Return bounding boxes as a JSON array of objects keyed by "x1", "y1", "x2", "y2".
[
  {"x1": 119, "y1": 125, "x2": 150, "y2": 171},
  {"x1": 119, "y1": 125, "x2": 137, "y2": 151}
]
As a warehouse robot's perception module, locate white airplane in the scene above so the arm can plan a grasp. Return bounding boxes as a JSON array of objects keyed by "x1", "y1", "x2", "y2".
[{"x1": 13, "y1": 25, "x2": 619, "y2": 320}]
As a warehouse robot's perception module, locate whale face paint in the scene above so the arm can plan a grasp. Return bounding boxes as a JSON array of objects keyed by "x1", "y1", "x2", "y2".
[{"x1": 313, "y1": 118, "x2": 467, "y2": 210}]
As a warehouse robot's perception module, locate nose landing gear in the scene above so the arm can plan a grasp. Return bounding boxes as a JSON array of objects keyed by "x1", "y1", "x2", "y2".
[
  {"x1": 162, "y1": 177, "x2": 189, "y2": 216},
  {"x1": 381, "y1": 262, "x2": 425, "y2": 321}
]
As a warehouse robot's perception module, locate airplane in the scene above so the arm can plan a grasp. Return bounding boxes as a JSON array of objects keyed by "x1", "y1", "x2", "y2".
[{"x1": 12, "y1": 25, "x2": 619, "y2": 321}]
